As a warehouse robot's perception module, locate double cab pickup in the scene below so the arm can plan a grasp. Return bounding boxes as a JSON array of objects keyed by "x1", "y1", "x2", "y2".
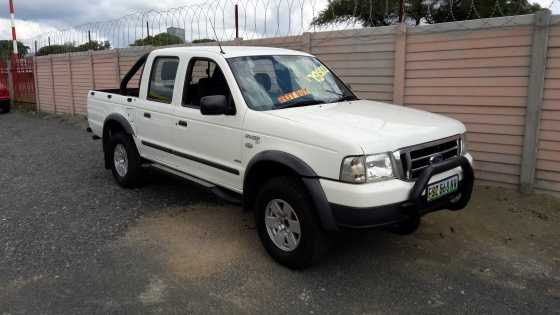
[{"x1": 87, "y1": 46, "x2": 474, "y2": 269}]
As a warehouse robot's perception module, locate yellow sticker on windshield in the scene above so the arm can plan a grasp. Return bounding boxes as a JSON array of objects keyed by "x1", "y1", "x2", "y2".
[
  {"x1": 306, "y1": 65, "x2": 330, "y2": 82},
  {"x1": 278, "y1": 88, "x2": 310, "y2": 103}
]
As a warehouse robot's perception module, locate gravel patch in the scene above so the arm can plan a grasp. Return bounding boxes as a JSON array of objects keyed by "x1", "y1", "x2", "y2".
[{"x1": 1, "y1": 110, "x2": 559, "y2": 314}]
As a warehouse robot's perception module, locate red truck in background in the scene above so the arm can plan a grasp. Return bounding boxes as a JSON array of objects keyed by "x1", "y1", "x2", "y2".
[{"x1": 0, "y1": 80, "x2": 9, "y2": 113}]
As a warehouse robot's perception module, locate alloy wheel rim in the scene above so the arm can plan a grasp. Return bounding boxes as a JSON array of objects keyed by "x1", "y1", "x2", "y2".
[
  {"x1": 113, "y1": 144, "x2": 128, "y2": 177},
  {"x1": 264, "y1": 199, "x2": 301, "y2": 252}
]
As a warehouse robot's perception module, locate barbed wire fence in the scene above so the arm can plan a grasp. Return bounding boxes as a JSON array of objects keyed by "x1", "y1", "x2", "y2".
[{"x1": 20, "y1": 0, "x2": 560, "y2": 56}]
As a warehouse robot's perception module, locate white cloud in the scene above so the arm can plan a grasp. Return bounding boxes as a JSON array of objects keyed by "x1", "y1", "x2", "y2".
[
  {"x1": 2, "y1": 0, "x2": 559, "y2": 48},
  {"x1": 0, "y1": 18, "x2": 58, "y2": 41},
  {"x1": 532, "y1": 0, "x2": 559, "y2": 11}
]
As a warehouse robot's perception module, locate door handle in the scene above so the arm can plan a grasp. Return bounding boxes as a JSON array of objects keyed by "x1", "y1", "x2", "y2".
[
  {"x1": 178, "y1": 120, "x2": 188, "y2": 127},
  {"x1": 144, "y1": 112, "x2": 151, "y2": 118}
]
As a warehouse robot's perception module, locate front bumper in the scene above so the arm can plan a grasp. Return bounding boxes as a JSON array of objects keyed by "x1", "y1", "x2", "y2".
[{"x1": 323, "y1": 154, "x2": 474, "y2": 229}]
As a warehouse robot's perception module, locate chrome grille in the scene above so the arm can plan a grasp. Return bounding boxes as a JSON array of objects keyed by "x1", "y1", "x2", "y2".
[{"x1": 397, "y1": 136, "x2": 461, "y2": 180}]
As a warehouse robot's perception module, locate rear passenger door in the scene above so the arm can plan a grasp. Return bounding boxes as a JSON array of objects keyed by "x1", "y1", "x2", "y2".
[
  {"x1": 135, "y1": 56, "x2": 181, "y2": 165},
  {"x1": 172, "y1": 57, "x2": 245, "y2": 191}
]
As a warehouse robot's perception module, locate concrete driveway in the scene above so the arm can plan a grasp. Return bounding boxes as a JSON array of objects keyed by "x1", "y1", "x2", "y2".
[{"x1": 1, "y1": 111, "x2": 559, "y2": 314}]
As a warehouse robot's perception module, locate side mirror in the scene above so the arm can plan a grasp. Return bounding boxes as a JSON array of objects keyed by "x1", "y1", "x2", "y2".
[{"x1": 200, "y1": 95, "x2": 228, "y2": 115}]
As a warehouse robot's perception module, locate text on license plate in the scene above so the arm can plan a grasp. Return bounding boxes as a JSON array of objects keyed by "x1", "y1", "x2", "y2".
[{"x1": 427, "y1": 175, "x2": 459, "y2": 202}]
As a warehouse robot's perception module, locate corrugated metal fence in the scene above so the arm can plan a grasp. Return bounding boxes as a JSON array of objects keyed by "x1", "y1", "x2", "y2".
[{"x1": 32, "y1": 14, "x2": 560, "y2": 195}]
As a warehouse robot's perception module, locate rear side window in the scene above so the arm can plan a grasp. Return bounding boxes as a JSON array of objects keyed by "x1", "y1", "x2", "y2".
[{"x1": 147, "y1": 57, "x2": 179, "y2": 104}]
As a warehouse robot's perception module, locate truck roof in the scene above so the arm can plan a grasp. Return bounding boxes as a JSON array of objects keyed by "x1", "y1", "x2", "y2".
[{"x1": 151, "y1": 46, "x2": 312, "y2": 59}]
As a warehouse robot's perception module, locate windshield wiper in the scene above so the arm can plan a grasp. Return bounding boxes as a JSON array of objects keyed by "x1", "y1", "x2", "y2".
[
  {"x1": 325, "y1": 89, "x2": 358, "y2": 102},
  {"x1": 277, "y1": 99, "x2": 325, "y2": 109}
]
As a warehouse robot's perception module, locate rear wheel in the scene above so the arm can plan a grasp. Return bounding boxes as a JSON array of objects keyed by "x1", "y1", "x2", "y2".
[
  {"x1": 255, "y1": 176, "x2": 329, "y2": 269},
  {"x1": 109, "y1": 133, "x2": 143, "y2": 188}
]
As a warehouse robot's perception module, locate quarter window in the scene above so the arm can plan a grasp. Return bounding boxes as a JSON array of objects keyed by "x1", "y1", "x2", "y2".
[{"x1": 147, "y1": 57, "x2": 179, "y2": 104}]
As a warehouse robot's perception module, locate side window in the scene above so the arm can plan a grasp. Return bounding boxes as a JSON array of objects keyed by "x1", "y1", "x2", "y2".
[
  {"x1": 147, "y1": 57, "x2": 179, "y2": 104},
  {"x1": 183, "y1": 58, "x2": 231, "y2": 107}
]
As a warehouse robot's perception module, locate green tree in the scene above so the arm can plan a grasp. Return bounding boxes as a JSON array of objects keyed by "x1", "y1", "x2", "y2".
[
  {"x1": 37, "y1": 41, "x2": 111, "y2": 56},
  {"x1": 130, "y1": 33, "x2": 184, "y2": 47},
  {"x1": 0, "y1": 40, "x2": 29, "y2": 60},
  {"x1": 192, "y1": 38, "x2": 216, "y2": 44},
  {"x1": 426, "y1": 0, "x2": 542, "y2": 24},
  {"x1": 77, "y1": 40, "x2": 111, "y2": 51},
  {"x1": 312, "y1": 0, "x2": 542, "y2": 27},
  {"x1": 37, "y1": 44, "x2": 74, "y2": 56}
]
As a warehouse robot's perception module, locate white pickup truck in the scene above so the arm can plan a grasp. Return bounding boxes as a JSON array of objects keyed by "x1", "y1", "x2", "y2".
[{"x1": 87, "y1": 46, "x2": 474, "y2": 269}]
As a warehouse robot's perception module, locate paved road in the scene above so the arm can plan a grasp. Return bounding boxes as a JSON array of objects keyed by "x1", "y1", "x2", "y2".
[{"x1": 1, "y1": 111, "x2": 559, "y2": 314}]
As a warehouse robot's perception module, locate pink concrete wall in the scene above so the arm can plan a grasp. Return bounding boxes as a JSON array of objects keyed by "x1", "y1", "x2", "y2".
[
  {"x1": 538, "y1": 23, "x2": 560, "y2": 193},
  {"x1": 32, "y1": 16, "x2": 560, "y2": 193},
  {"x1": 403, "y1": 26, "x2": 533, "y2": 188}
]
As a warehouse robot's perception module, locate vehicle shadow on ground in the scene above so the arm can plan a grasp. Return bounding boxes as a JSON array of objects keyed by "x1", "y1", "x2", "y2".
[
  {"x1": 138, "y1": 166, "x2": 399, "y2": 261},
  {"x1": 132, "y1": 169, "x2": 560, "y2": 276}
]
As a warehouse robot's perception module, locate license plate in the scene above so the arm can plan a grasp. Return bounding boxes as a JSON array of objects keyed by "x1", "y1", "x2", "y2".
[{"x1": 427, "y1": 175, "x2": 459, "y2": 202}]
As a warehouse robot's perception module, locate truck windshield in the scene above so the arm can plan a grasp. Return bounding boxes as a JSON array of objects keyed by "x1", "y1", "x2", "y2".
[{"x1": 227, "y1": 55, "x2": 356, "y2": 111}]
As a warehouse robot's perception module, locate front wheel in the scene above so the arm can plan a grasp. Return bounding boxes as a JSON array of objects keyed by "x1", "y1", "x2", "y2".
[
  {"x1": 255, "y1": 176, "x2": 329, "y2": 269},
  {"x1": 109, "y1": 133, "x2": 143, "y2": 188}
]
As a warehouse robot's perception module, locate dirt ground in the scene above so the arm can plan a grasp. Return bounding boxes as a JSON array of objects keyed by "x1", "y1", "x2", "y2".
[
  {"x1": 118, "y1": 186, "x2": 560, "y2": 309},
  {"x1": 1, "y1": 111, "x2": 559, "y2": 314}
]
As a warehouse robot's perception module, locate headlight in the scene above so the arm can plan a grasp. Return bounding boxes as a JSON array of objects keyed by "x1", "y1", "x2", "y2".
[{"x1": 340, "y1": 153, "x2": 394, "y2": 184}]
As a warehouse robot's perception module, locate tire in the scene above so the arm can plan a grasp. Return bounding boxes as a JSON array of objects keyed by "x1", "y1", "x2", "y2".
[
  {"x1": 384, "y1": 216, "x2": 421, "y2": 235},
  {"x1": 255, "y1": 176, "x2": 329, "y2": 269},
  {"x1": 108, "y1": 132, "x2": 143, "y2": 188}
]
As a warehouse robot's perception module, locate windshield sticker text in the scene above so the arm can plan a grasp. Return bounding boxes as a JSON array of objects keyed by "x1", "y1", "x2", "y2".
[
  {"x1": 277, "y1": 88, "x2": 310, "y2": 103},
  {"x1": 306, "y1": 65, "x2": 330, "y2": 82}
]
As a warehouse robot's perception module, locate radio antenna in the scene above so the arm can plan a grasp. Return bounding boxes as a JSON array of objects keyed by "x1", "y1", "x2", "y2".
[{"x1": 208, "y1": 18, "x2": 225, "y2": 54}]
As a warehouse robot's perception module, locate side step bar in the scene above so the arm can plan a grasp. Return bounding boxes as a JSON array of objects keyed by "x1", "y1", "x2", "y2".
[
  {"x1": 149, "y1": 163, "x2": 242, "y2": 205},
  {"x1": 150, "y1": 163, "x2": 215, "y2": 188}
]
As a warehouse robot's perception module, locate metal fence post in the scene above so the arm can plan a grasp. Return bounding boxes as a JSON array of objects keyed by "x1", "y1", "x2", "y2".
[
  {"x1": 33, "y1": 56, "x2": 40, "y2": 111},
  {"x1": 49, "y1": 55, "x2": 56, "y2": 114},
  {"x1": 89, "y1": 50, "x2": 96, "y2": 90},
  {"x1": 520, "y1": 10, "x2": 552, "y2": 193},
  {"x1": 114, "y1": 50, "x2": 121, "y2": 86},
  {"x1": 392, "y1": 23, "x2": 407, "y2": 105},
  {"x1": 6, "y1": 59, "x2": 15, "y2": 107},
  {"x1": 67, "y1": 53, "x2": 76, "y2": 115},
  {"x1": 302, "y1": 32, "x2": 312, "y2": 53}
]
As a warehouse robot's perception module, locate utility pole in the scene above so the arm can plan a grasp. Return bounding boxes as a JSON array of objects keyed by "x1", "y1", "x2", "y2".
[
  {"x1": 8, "y1": 0, "x2": 18, "y2": 56},
  {"x1": 234, "y1": 4, "x2": 239, "y2": 39},
  {"x1": 8, "y1": 0, "x2": 18, "y2": 106}
]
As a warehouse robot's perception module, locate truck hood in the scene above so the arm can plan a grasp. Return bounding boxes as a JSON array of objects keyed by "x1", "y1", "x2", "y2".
[{"x1": 264, "y1": 99, "x2": 466, "y2": 154}]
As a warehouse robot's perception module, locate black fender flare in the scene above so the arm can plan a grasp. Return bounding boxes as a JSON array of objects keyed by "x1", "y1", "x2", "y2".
[
  {"x1": 102, "y1": 113, "x2": 135, "y2": 169},
  {"x1": 244, "y1": 150, "x2": 338, "y2": 231},
  {"x1": 103, "y1": 113, "x2": 135, "y2": 137}
]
